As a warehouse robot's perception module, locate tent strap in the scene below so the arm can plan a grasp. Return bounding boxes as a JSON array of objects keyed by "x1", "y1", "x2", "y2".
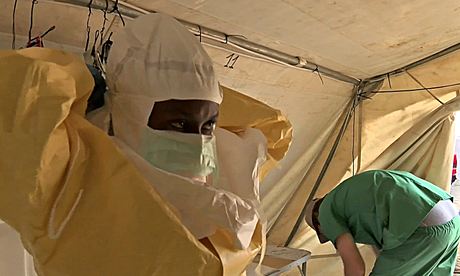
[{"x1": 405, "y1": 70, "x2": 444, "y2": 105}]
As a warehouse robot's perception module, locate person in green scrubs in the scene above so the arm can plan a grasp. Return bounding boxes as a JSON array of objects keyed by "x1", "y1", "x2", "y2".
[{"x1": 305, "y1": 170, "x2": 460, "y2": 276}]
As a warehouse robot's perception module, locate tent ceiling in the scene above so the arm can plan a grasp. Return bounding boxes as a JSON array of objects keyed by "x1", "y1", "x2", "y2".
[
  {"x1": 2, "y1": 1, "x2": 460, "y2": 80},
  {"x1": 121, "y1": 0, "x2": 460, "y2": 79}
]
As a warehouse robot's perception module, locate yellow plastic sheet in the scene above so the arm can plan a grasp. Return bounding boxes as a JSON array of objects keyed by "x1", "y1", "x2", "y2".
[
  {"x1": 0, "y1": 48, "x2": 221, "y2": 276},
  {"x1": 218, "y1": 86, "x2": 293, "y2": 180},
  {"x1": 209, "y1": 223, "x2": 264, "y2": 276},
  {"x1": 208, "y1": 87, "x2": 293, "y2": 275}
]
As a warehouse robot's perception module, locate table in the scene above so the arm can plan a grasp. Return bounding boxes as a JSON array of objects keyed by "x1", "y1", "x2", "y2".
[{"x1": 251, "y1": 245, "x2": 311, "y2": 276}]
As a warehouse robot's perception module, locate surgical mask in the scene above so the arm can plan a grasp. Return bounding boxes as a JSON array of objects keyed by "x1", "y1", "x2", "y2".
[{"x1": 138, "y1": 127, "x2": 218, "y2": 178}]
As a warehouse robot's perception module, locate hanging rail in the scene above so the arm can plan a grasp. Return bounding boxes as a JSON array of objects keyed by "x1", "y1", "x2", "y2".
[{"x1": 52, "y1": 0, "x2": 359, "y2": 85}]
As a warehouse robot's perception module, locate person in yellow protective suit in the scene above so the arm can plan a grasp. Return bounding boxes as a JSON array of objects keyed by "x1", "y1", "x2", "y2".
[
  {"x1": 0, "y1": 49, "x2": 221, "y2": 276},
  {"x1": 87, "y1": 13, "x2": 267, "y2": 274},
  {"x1": 0, "y1": 13, "x2": 292, "y2": 276}
]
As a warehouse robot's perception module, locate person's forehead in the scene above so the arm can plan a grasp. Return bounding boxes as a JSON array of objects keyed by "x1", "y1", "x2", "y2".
[
  {"x1": 156, "y1": 100, "x2": 218, "y2": 113},
  {"x1": 151, "y1": 100, "x2": 219, "y2": 122}
]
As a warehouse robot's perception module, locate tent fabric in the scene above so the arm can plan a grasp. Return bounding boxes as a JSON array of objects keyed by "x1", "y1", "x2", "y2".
[{"x1": 266, "y1": 50, "x2": 460, "y2": 274}]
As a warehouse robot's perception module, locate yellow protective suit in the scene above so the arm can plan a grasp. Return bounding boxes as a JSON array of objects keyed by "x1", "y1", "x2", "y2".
[
  {"x1": 0, "y1": 48, "x2": 221, "y2": 276},
  {"x1": 0, "y1": 48, "x2": 292, "y2": 276}
]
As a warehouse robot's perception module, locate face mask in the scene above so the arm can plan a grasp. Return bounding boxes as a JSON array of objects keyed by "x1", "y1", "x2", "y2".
[{"x1": 138, "y1": 127, "x2": 218, "y2": 178}]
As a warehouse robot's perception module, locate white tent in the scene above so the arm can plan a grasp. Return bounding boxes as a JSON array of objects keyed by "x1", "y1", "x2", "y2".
[{"x1": 1, "y1": 1, "x2": 460, "y2": 275}]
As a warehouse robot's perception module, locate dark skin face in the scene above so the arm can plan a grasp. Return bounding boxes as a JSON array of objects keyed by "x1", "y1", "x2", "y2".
[{"x1": 148, "y1": 99, "x2": 219, "y2": 135}]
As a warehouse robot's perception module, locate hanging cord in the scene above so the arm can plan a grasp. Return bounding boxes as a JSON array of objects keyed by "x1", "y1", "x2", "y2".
[
  {"x1": 27, "y1": 36, "x2": 43, "y2": 48},
  {"x1": 109, "y1": 0, "x2": 125, "y2": 26},
  {"x1": 12, "y1": 0, "x2": 19, "y2": 49},
  {"x1": 405, "y1": 70, "x2": 444, "y2": 105},
  {"x1": 41, "y1": 25, "x2": 55, "y2": 37},
  {"x1": 90, "y1": 30, "x2": 100, "y2": 65},
  {"x1": 99, "y1": 0, "x2": 109, "y2": 47},
  {"x1": 100, "y1": 32, "x2": 113, "y2": 64},
  {"x1": 84, "y1": 0, "x2": 93, "y2": 52},
  {"x1": 387, "y1": 73, "x2": 392, "y2": 88},
  {"x1": 26, "y1": 25, "x2": 55, "y2": 48},
  {"x1": 313, "y1": 65, "x2": 325, "y2": 85},
  {"x1": 28, "y1": 0, "x2": 38, "y2": 42}
]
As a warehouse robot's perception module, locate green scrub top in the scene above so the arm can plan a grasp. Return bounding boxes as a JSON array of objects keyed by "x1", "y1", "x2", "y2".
[{"x1": 318, "y1": 170, "x2": 452, "y2": 250}]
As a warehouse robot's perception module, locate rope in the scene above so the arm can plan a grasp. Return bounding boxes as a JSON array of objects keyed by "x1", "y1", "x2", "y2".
[
  {"x1": 28, "y1": 0, "x2": 38, "y2": 42},
  {"x1": 84, "y1": 0, "x2": 93, "y2": 52},
  {"x1": 12, "y1": 0, "x2": 18, "y2": 49},
  {"x1": 405, "y1": 70, "x2": 444, "y2": 105},
  {"x1": 109, "y1": 0, "x2": 125, "y2": 26}
]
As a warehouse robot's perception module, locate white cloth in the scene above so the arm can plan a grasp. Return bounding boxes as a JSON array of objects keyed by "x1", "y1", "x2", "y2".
[
  {"x1": 106, "y1": 13, "x2": 222, "y2": 151},
  {"x1": 112, "y1": 127, "x2": 267, "y2": 249}
]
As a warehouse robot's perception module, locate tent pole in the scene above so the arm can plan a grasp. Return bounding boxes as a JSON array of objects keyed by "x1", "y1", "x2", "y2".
[
  {"x1": 283, "y1": 82, "x2": 362, "y2": 247},
  {"x1": 51, "y1": 0, "x2": 359, "y2": 85},
  {"x1": 369, "y1": 41, "x2": 460, "y2": 83}
]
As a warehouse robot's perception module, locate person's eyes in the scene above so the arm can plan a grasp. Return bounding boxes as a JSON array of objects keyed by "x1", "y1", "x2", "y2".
[
  {"x1": 202, "y1": 121, "x2": 216, "y2": 133},
  {"x1": 170, "y1": 120, "x2": 186, "y2": 130}
]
